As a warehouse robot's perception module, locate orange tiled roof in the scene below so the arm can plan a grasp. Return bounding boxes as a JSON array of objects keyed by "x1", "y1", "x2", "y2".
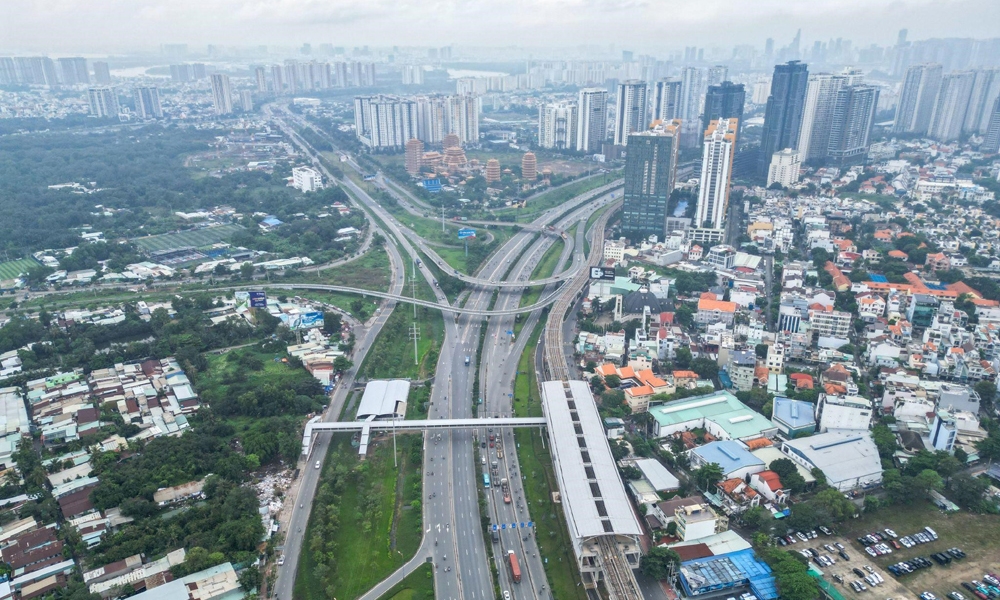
[
  {"x1": 888, "y1": 250, "x2": 909, "y2": 259},
  {"x1": 619, "y1": 366, "x2": 636, "y2": 379},
  {"x1": 698, "y1": 298, "x2": 737, "y2": 313},
  {"x1": 757, "y1": 470, "x2": 784, "y2": 491},
  {"x1": 597, "y1": 364, "x2": 618, "y2": 376},
  {"x1": 824, "y1": 382, "x2": 848, "y2": 395},
  {"x1": 673, "y1": 370, "x2": 698, "y2": 379},
  {"x1": 947, "y1": 281, "x2": 982, "y2": 298},
  {"x1": 637, "y1": 369, "x2": 667, "y2": 388},
  {"x1": 626, "y1": 385, "x2": 653, "y2": 397},
  {"x1": 744, "y1": 437, "x2": 773, "y2": 450}
]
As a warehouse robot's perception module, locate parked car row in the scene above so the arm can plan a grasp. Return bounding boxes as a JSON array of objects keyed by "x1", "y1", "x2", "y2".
[
  {"x1": 899, "y1": 526, "x2": 939, "y2": 548},
  {"x1": 775, "y1": 528, "x2": 829, "y2": 546},
  {"x1": 888, "y1": 556, "x2": 935, "y2": 575},
  {"x1": 960, "y1": 573, "x2": 1000, "y2": 600}
]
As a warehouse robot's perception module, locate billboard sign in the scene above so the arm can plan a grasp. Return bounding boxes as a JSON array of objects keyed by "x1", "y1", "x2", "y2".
[
  {"x1": 249, "y1": 291, "x2": 267, "y2": 308},
  {"x1": 298, "y1": 311, "x2": 325, "y2": 329},
  {"x1": 589, "y1": 267, "x2": 615, "y2": 281},
  {"x1": 422, "y1": 179, "x2": 442, "y2": 193},
  {"x1": 458, "y1": 228, "x2": 476, "y2": 240}
]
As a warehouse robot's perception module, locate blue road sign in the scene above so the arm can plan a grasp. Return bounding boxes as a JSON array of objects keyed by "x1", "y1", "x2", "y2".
[
  {"x1": 506, "y1": 330, "x2": 514, "y2": 335},
  {"x1": 458, "y1": 228, "x2": 476, "y2": 240},
  {"x1": 501, "y1": 524, "x2": 506, "y2": 530},
  {"x1": 520, "y1": 522, "x2": 525, "y2": 528},
  {"x1": 248, "y1": 291, "x2": 267, "y2": 308},
  {"x1": 510, "y1": 523, "x2": 517, "y2": 529},
  {"x1": 492, "y1": 524, "x2": 498, "y2": 531},
  {"x1": 527, "y1": 521, "x2": 533, "y2": 528}
]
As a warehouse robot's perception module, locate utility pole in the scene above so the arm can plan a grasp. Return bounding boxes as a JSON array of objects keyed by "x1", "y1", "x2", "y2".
[
  {"x1": 408, "y1": 323, "x2": 420, "y2": 365},
  {"x1": 441, "y1": 203, "x2": 445, "y2": 233}
]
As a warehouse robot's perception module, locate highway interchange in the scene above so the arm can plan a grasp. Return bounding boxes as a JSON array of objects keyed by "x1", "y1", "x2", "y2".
[{"x1": 265, "y1": 105, "x2": 625, "y2": 600}]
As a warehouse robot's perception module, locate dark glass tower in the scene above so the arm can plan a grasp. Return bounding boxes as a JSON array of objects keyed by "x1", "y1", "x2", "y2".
[
  {"x1": 702, "y1": 81, "x2": 746, "y2": 136},
  {"x1": 621, "y1": 121, "x2": 680, "y2": 242},
  {"x1": 758, "y1": 60, "x2": 809, "y2": 179}
]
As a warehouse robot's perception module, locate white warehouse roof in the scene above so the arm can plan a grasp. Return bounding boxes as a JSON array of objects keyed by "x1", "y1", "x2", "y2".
[
  {"x1": 542, "y1": 380, "x2": 642, "y2": 553},
  {"x1": 356, "y1": 380, "x2": 409, "y2": 420}
]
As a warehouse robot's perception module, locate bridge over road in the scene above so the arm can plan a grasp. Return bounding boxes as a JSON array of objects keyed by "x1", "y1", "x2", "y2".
[{"x1": 302, "y1": 416, "x2": 548, "y2": 456}]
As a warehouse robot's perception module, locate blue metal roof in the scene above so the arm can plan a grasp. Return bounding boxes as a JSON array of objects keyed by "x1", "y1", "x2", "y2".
[
  {"x1": 869, "y1": 274, "x2": 887, "y2": 283},
  {"x1": 771, "y1": 397, "x2": 817, "y2": 431},
  {"x1": 680, "y1": 549, "x2": 778, "y2": 600},
  {"x1": 690, "y1": 441, "x2": 764, "y2": 476}
]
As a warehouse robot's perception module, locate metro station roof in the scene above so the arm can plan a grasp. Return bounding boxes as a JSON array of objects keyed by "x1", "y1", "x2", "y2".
[{"x1": 542, "y1": 380, "x2": 642, "y2": 548}]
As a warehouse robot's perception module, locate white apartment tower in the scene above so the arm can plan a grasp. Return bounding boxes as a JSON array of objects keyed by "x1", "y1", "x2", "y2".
[
  {"x1": 797, "y1": 74, "x2": 846, "y2": 161},
  {"x1": 291, "y1": 166, "x2": 324, "y2": 192},
  {"x1": 446, "y1": 95, "x2": 480, "y2": 145},
  {"x1": 653, "y1": 79, "x2": 683, "y2": 122},
  {"x1": 613, "y1": 80, "x2": 648, "y2": 146},
  {"x1": 576, "y1": 87, "x2": 608, "y2": 153},
  {"x1": 538, "y1": 103, "x2": 578, "y2": 150},
  {"x1": 87, "y1": 87, "x2": 119, "y2": 118},
  {"x1": 928, "y1": 71, "x2": 976, "y2": 141},
  {"x1": 132, "y1": 86, "x2": 163, "y2": 119},
  {"x1": 210, "y1": 73, "x2": 233, "y2": 115},
  {"x1": 695, "y1": 118, "x2": 738, "y2": 230},
  {"x1": 894, "y1": 64, "x2": 943, "y2": 134}
]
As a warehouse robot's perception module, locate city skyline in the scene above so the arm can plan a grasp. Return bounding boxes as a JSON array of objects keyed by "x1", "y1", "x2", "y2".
[{"x1": 2, "y1": 0, "x2": 999, "y2": 54}]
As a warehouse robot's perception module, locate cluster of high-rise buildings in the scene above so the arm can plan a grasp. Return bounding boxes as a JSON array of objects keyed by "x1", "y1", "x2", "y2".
[
  {"x1": 249, "y1": 60, "x2": 376, "y2": 94},
  {"x1": 893, "y1": 64, "x2": 1000, "y2": 150},
  {"x1": 0, "y1": 56, "x2": 111, "y2": 86},
  {"x1": 85, "y1": 86, "x2": 163, "y2": 119},
  {"x1": 354, "y1": 94, "x2": 480, "y2": 150}
]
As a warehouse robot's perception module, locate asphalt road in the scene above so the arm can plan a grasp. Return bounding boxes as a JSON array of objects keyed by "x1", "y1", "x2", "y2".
[{"x1": 270, "y1": 105, "x2": 621, "y2": 600}]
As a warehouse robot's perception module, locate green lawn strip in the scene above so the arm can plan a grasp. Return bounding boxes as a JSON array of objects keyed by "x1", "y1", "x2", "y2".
[
  {"x1": 514, "y1": 236, "x2": 563, "y2": 337},
  {"x1": 835, "y1": 501, "x2": 1000, "y2": 600},
  {"x1": 357, "y1": 302, "x2": 442, "y2": 380},
  {"x1": 294, "y1": 434, "x2": 423, "y2": 600},
  {"x1": 305, "y1": 244, "x2": 391, "y2": 291},
  {"x1": 0, "y1": 258, "x2": 41, "y2": 280},
  {"x1": 494, "y1": 175, "x2": 610, "y2": 220},
  {"x1": 509, "y1": 328, "x2": 588, "y2": 600},
  {"x1": 375, "y1": 563, "x2": 434, "y2": 600},
  {"x1": 584, "y1": 204, "x2": 610, "y2": 258}
]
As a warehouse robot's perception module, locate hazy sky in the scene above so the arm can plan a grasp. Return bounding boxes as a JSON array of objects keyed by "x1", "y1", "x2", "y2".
[{"x1": 2, "y1": 0, "x2": 999, "y2": 55}]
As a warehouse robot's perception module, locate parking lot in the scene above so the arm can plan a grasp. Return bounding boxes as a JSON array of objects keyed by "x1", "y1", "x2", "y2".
[
  {"x1": 778, "y1": 530, "x2": 914, "y2": 600},
  {"x1": 814, "y1": 503, "x2": 1000, "y2": 600}
]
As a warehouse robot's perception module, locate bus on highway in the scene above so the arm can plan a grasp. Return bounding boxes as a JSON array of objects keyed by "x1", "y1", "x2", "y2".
[{"x1": 483, "y1": 473, "x2": 491, "y2": 488}]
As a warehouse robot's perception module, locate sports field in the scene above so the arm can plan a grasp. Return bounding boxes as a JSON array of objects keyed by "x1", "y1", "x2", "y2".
[
  {"x1": 134, "y1": 224, "x2": 244, "y2": 252},
  {"x1": 0, "y1": 258, "x2": 41, "y2": 280}
]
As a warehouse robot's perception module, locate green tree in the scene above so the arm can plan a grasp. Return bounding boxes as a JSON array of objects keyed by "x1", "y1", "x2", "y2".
[
  {"x1": 755, "y1": 343, "x2": 769, "y2": 359},
  {"x1": 691, "y1": 357, "x2": 719, "y2": 380},
  {"x1": 693, "y1": 463, "x2": 724, "y2": 490},
  {"x1": 912, "y1": 469, "x2": 944, "y2": 497},
  {"x1": 742, "y1": 506, "x2": 768, "y2": 530},
  {"x1": 975, "y1": 380, "x2": 997, "y2": 410},
  {"x1": 674, "y1": 347, "x2": 693, "y2": 369},
  {"x1": 639, "y1": 546, "x2": 681, "y2": 581},
  {"x1": 949, "y1": 473, "x2": 989, "y2": 510}
]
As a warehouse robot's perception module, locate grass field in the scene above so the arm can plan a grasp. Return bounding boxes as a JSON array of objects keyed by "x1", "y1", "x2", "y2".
[
  {"x1": 828, "y1": 502, "x2": 1000, "y2": 600},
  {"x1": 315, "y1": 245, "x2": 392, "y2": 292},
  {"x1": 134, "y1": 223, "x2": 244, "y2": 252},
  {"x1": 515, "y1": 236, "x2": 564, "y2": 337},
  {"x1": 0, "y1": 258, "x2": 41, "y2": 280},
  {"x1": 376, "y1": 564, "x2": 434, "y2": 600},
  {"x1": 294, "y1": 434, "x2": 423, "y2": 600},
  {"x1": 495, "y1": 175, "x2": 613, "y2": 220},
  {"x1": 511, "y1": 322, "x2": 588, "y2": 600}
]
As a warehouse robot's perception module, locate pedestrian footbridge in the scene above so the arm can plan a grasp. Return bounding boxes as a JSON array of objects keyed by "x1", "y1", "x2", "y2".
[{"x1": 302, "y1": 416, "x2": 548, "y2": 456}]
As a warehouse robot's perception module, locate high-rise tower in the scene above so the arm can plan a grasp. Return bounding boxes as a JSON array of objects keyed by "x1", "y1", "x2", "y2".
[
  {"x1": 758, "y1": 61, "x2": 809, "y2": 179},
  {"x1": 696, "y1": 119, "x2": 738, "y2": 230},
  {"x1": 620, "y1": 120, "x2": 680, "y2": 241},
  {"x1": 613, "y1": 80, "x2": 648, "y2": 146}
]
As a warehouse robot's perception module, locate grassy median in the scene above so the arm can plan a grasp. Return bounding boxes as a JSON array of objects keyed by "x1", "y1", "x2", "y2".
[
  {"x1": 294, "y1": 433, "x2": 423, "y2": 600},
  {"x1": 511, "y1": 322, "x2": 588, "y2": 600}
]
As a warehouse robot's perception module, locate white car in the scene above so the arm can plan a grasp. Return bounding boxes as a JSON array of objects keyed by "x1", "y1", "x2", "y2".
[
  {"x1": 315, "y1": 460, "x2": 321, "y2": 469},
  {"x1": 278, "y1": 555, "x2": 285, "y2": 566},
  {"x1": 503, "y1": 592, "x2": 510, "y2": 600}
]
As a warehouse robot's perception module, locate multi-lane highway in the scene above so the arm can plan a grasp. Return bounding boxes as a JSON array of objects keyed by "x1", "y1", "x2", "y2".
[{"x1": 269, "y1": 103, "x2": 625, "y2": 600}]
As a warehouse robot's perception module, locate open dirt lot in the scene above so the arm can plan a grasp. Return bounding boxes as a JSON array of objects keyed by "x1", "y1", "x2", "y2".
[{"x1": 805, "y1": 502, "x2": 1000, "y2": 600}]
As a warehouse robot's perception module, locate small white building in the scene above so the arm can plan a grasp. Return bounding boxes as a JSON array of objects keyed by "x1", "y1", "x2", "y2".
[
  {"x1": 291, "y1": 166, "x2": 324, "y2": 193},
  {"x1": 767, "y1": 148, "x2": 801, "y2": 188},
  {"x1": 816, "y1": 394, "x2": 873, "y2": 432}
]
